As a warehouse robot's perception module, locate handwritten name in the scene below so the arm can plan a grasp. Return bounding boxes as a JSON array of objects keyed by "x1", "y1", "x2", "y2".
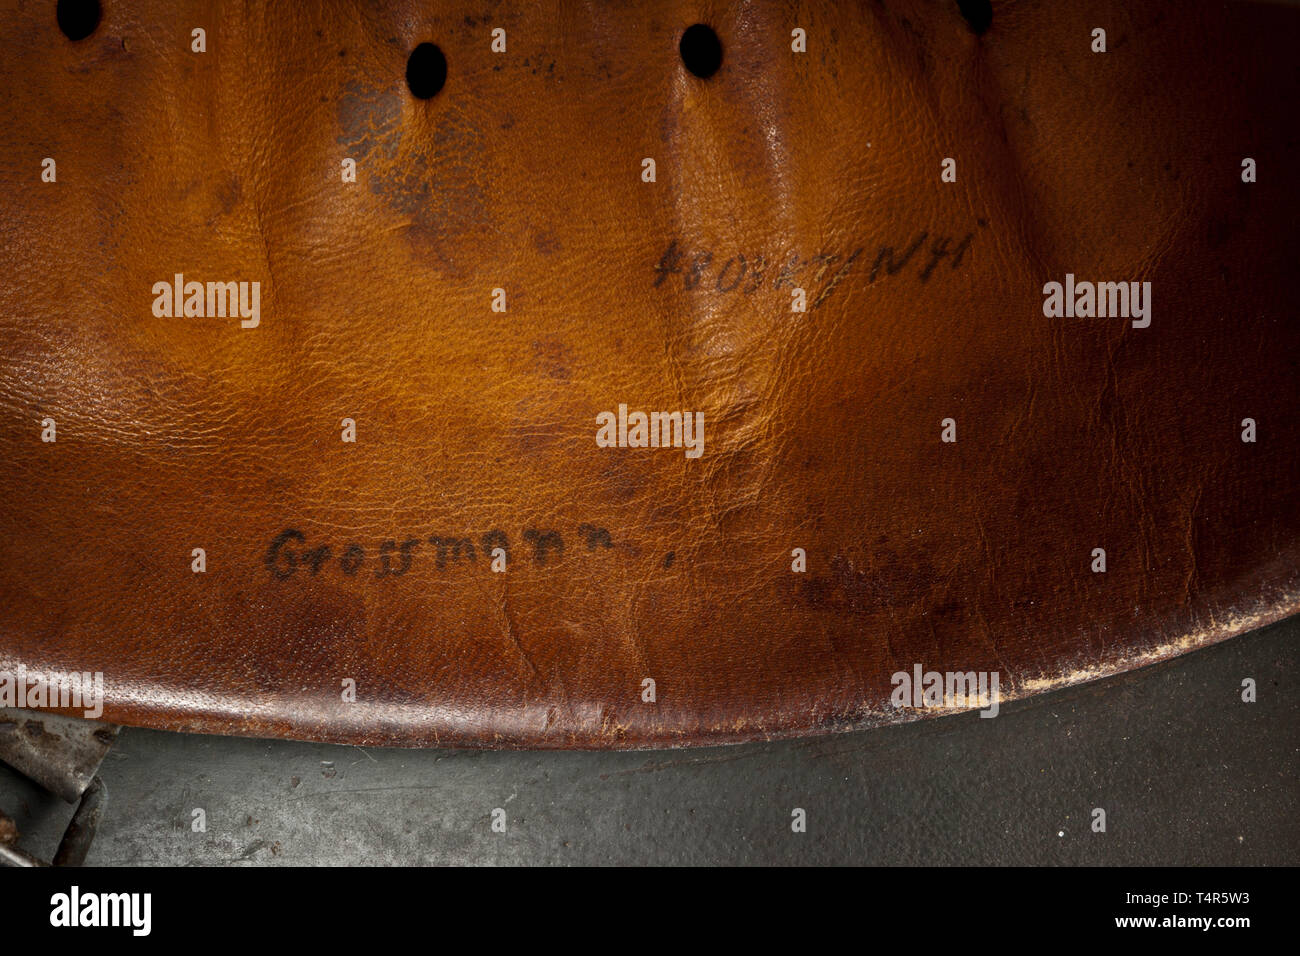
[
  {"x1": 653, "y1": 227, "x2": 978, "y2": 309},
  {"x1": 264, "y1": 524, "x2": 614, "y2": 580}
]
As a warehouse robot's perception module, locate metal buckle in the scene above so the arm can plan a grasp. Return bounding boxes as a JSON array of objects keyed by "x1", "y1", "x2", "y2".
[{"x1": 0, "y1": 710, "x2": 119, "y2": 867}]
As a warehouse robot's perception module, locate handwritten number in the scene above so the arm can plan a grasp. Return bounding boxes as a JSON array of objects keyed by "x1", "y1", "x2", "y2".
[
  {"x1": 684, "y1": 251, "x2": 713, "y2": 290},
  {"x1": 653, "y1": 240, "x2": 683, "y2": 288},
  {"x1": 715, "y1": 255, "x2": 747, "y2": 293}
]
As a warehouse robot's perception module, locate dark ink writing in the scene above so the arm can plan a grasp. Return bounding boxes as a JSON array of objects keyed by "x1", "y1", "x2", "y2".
[
  {"x1": 654, "y1": 224, "x2": 980, "y2": 310},
  {"x1": 265, "y1": 523, "x2": 613, "y2": 581}
]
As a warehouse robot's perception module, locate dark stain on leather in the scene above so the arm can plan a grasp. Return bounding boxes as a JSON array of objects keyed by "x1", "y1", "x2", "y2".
[
  {"x1": 214, "y1": 173, "x2": 241, "y2": 216},
  {"x1": 794, "y1": 550, "x2": 938, "y2": 615},
  {"x1": 336, "y1": 82, "x2": 491, "y2": 266},
  {"x1": 530, "y1": 340, "x2": 572, "y2": 380}
]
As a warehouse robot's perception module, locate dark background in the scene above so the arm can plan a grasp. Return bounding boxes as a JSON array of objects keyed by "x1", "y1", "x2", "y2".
[{"x1": 2, "y1": 616, "x2": 1295, "y2": 865}]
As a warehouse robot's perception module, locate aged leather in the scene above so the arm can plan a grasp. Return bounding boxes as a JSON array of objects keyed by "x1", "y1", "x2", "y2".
[{"x1": 0, "y1": 0, "x2": 1296, "y2": 748}]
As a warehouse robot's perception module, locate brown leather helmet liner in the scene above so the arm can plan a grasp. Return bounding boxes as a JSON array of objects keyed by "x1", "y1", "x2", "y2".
[{"x1": 1, "y1": 0, "x2": 1296, "y2": 748}]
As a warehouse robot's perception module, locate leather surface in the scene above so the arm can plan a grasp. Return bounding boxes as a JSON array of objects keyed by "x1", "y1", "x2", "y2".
[{"x1": 0, "y1": 0, "x2": 1296, "y2": 748}]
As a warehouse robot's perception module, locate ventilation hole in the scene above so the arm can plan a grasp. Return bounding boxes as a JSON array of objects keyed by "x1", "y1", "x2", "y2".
[
  {"x1": 57, "y1": 0, "x2": 101, "y2": 41},
  {"x1": 406, "y1": 42, "x2": 447, "y2": 99},
  {"x1": 956, "y1": 0, "x2": 993, "y2": 35},
  {"x1": 679, "y1": 24, "x2": 722, "y2": 79}
]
